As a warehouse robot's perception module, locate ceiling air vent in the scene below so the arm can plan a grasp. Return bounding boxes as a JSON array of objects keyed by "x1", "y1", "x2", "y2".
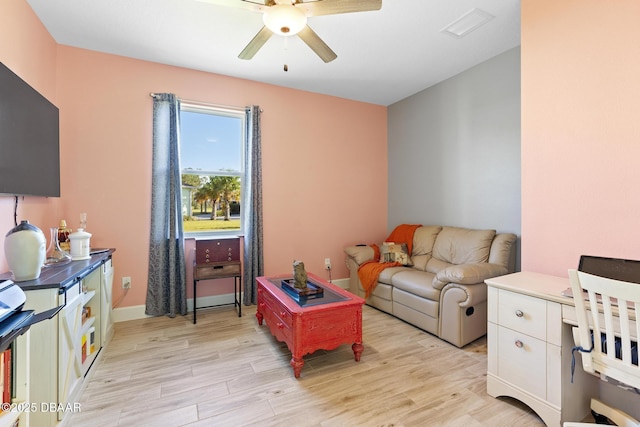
[{"x1": 441, "y1": 8, "x2": 495, "y2": 38}]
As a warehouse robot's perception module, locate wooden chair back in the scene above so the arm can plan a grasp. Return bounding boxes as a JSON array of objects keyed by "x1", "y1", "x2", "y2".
[{"x1": 569, "y1": 269, "x2": 640, "y2": 391}]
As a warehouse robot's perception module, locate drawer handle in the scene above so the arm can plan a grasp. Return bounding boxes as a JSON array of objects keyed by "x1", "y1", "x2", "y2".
[
  {"x1": 205, "y1": 249, "x2": 210, "y2": 253},
  {"x1": 213, "y1": 265, "x2": 223, "y2": 270},
  {"x1": 259, "y1": 302, "x2": 265, "y2": 308},
  {"x1": 515, "y1": 340, "x2": 524, "y2": 348},
  {"x1": 280, "y1": 311, "x2": 286, "y2": 317},
  {"x1": 515, "y1": 310, "x2": 524, "y2": 318},
  {"x1": 277, "y1": 322, "x2": 284, "y2": 329}
]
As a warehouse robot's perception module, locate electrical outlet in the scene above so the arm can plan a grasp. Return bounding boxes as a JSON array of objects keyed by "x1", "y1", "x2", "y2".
[
  {"x1": 122, "y1": 276, "x2": 131, "y2": 289},
  {"x1": 324, "y1": 258, "x2": 331, "y2": 270}
]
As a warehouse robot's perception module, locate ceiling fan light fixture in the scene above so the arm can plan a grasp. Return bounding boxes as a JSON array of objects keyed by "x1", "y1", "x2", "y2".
[{"x1": 263, "y1": 5, "x2": 307, "y2": 36}]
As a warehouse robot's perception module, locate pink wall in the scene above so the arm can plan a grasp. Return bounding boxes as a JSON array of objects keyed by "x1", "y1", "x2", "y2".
[
  {"x1": 0, "y1": 0, "x2": 61, "y2": 273},
  {"x1": 54, "y1": 47, "x2": 387, "y2": 307},
  {"x1": 1, "y1": 1, "x2": 387, "y2": 308},
  {"x1": 521, "y1": 0, "x2": 640, "y2": 276}
]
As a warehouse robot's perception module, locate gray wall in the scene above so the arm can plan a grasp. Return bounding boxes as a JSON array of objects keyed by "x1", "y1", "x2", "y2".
[{"x1": 388, "y1": 47, "x2": 521, "y2": 270}]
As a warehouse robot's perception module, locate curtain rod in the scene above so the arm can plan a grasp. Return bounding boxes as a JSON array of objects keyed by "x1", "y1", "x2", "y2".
[{"x1": 149, "y1": 93, "x2": 262, "y2": 113}]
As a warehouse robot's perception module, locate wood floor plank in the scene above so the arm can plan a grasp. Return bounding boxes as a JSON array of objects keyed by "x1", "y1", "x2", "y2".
[{"x1": 65, "y1": 305, "x2": 545, "y2": 426}]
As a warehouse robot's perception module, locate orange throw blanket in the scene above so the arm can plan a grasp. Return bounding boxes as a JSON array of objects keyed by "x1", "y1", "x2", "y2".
[
  {"x1": 385, "y1": 223, "x2": 421, "y2": 255},
  {"x1": 357, "y1": 224, "x2": 422, "y2": 298},
  {"x1": 358, "y1": 258, "x2": 400, "y2": 298}
]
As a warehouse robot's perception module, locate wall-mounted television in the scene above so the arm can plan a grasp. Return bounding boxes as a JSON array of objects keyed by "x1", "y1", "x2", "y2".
[{"x1": 0, "y1": 62, "x2": 60, "y2": 197}]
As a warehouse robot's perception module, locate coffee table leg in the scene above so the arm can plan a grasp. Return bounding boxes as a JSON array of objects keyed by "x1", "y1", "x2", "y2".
[
  {"x1": 352, "y1": 342, "x2": 364, "y2": 362},
  {"x1": 290, "y1": 357, "x2": 304, "y2": 378}
]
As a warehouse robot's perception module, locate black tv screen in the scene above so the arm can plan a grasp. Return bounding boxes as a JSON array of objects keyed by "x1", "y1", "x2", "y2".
[{"x1": 0, "y1": 62, "x2": 60, "y2": 197}]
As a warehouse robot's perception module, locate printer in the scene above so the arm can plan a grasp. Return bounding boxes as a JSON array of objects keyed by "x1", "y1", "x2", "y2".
[{"x1": 0, "y1": 279, "x2": 61, "y2": 353}]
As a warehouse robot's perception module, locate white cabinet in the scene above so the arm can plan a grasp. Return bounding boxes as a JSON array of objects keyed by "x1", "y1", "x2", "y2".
[
  {"x1": 56, "y1": 267, "x2": 103, "y2": 420},
  {"x1": 487, "y1": 287, "x2": 563, "y2": 425},
  {"x1": 57, "y1": 281, "x2": 83, "y2": 417},
  {"x1": 79, "y1": 267, "x2": 102, "y2": 374},
  {"x1": 19, "y1": 285, "x2": 60, "y2": 427},
  {"x1": 486, "y1": 273, "x2": 599, "y2": 427},
  {"x1": 100, "y1": 258, "x2": 114, "y2": 344},
  {"x1": 11, "y1": 253, "x2": 114, "y2": 427}
]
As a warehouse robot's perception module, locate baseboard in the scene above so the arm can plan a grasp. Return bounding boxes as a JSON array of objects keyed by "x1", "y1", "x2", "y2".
[
  {"x1": 112, "y1": 293, "x2": 239, "y2": 322},
  {"x1": 112, "y1": 277, "x2": 349, "y2": 322},
  {"x1": 332, "y1": 277, "x2": 349, "y2": 289}
]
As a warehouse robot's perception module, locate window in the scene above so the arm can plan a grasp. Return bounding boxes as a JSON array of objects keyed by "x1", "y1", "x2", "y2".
[{"x1": 179, "y1": 103, "x2": 245, "y2": 236}]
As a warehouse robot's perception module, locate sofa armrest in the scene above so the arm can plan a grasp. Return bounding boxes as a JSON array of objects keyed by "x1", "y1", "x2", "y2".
[
  {"x1": 344, "y1": 245, "x2": 375, "y2": 266},
  {"x1": 432, "y1": 263, "x2": 508, "y2": 290},
  {"x1": 439, "y1": 282, "x2": 489, "y2": 347}
]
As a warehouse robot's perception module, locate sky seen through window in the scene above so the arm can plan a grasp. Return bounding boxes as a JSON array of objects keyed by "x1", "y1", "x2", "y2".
[{"x1": 180, "y1": 110, "x2": 242, "y2": 173}]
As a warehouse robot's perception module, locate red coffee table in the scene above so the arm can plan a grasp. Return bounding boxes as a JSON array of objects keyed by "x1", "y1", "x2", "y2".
[{"x1": 256, "y1": 273, "x2": 365, "y2": 378}]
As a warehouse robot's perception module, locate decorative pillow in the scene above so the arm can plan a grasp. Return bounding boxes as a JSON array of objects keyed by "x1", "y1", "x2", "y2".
[{"x1": 380, "y1": 242, "x2": 412, "y2": 266}]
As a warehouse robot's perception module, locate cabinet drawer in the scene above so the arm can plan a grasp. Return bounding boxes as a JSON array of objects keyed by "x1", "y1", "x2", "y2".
[
  {"x1": 258, "y1": 287, "x2": 293, "y2": 327},
  {"x1": 498, "y1": 289, "x2": 547, "y2": 340},
  {"x1": 263, "y1": 307, "x2": 293, "y2": 342},
  {"x1": 497, "y1": 325, "x2": 547, "y2": 398},
  {"x1": 60, "y1": 282, "x2": 81, "y2": 305},
  {"x1": 194, "y1": 262, "x2": 240, "y2": 280},
  {"x1": 195, "y1": 238, "x2": 240, "y2": 264},
  {"x1": 266, "y1": 302, "x2": 293, "y2": 329},
  {"x1": 259, "y1": 288, "x2": 287, "y2": 320}
]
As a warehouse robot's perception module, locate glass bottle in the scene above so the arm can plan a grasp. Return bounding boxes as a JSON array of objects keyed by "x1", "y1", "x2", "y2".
[
  {"x1": 45, "y1": 226, "x2": 72, "y2": 266},
  {"x1": 58, "y1": 220, "x2": 71, "y2": 253}
]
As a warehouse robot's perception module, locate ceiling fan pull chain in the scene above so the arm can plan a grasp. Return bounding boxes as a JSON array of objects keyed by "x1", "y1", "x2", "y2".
[{"x1": 282, "y1": 37, "x2": 289, "y2": 72}]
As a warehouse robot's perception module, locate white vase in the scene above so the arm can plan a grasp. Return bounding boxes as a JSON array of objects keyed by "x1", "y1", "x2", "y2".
[{"x1": 4, "y1": 220, "x2": 46, "y2": 281}]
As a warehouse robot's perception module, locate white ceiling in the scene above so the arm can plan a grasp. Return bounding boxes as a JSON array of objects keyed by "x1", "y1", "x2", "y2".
[{"x1": 26, "y1": 0, "x2": 520, "y2": 106}]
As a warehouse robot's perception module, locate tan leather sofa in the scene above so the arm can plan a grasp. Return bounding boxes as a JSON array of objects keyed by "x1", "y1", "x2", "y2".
[{"x1": 344, "y1": 226, "x2": 517, "y2": 347}]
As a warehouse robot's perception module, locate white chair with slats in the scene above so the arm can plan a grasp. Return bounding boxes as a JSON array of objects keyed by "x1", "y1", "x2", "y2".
[{"x1": 565, "y1": 269, "x2": 640, "y2": 426}]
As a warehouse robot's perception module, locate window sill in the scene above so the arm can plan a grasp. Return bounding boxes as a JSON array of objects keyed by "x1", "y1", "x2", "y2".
[{"x1": 184, "y1": 232, "x2": 244, "y2": 240}]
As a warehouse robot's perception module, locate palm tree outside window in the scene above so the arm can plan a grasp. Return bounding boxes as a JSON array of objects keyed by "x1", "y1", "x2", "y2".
[{"x1": 180, "y1": 104, "x2": 244, "y2": 236}]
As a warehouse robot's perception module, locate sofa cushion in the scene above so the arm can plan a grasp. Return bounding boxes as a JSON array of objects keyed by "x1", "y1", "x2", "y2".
[
  {"x1": 410, "y1": 225, "x2": 442, "y2": 270},
  {"x1": 393, "y1": 288, "x2": 439, "y2": 320},
  {"x1": 425, "y1": 257, "x2": 453, "y2": 275},
  {"x1": 390, "y1": 269, "x2": 439, "y2": 300},
  {"x1": 369, "y1": 281, "x2": 393, "y2": 301},
  {"x1": 378, "y1": 266, "x2": 410, "y2": 285},
  {"x1": 488, "y1": 233, "x2": 518, "y2": 270},
  {"x1": 432, "y1": 262, "x2": 509, "y2": 289},
  {"x1": 430, "y1": 227, "x2": 496, "y2": 267}
]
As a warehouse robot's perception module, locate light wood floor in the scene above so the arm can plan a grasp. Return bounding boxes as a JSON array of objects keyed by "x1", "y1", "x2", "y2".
[{"x1": 66, "y1": 305, "x2": 545, "y2": 427}]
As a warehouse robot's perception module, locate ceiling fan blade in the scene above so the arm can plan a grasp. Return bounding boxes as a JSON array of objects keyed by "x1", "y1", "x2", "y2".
[
  {"x1": 297, "y1": 25, "x2": 337, "y2": 63},
  {"x1": 194, "y1": 0, "x2": 268, "y2": 13},
  {"x1": 239, "y1": 26, "x2": 273, "y2": 59},
  {"x1": 299, "y1": 0, "x2": 382, "y2": 17}
]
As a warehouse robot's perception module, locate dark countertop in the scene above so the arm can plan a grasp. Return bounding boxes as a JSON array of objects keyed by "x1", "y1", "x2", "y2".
[{"x1": 0, "y1": 249, "x2": 115, "y2": 292}]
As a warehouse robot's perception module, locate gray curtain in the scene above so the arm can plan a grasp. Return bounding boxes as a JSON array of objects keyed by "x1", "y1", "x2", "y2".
[
  {"x1": 242, "y1": 106, "x2": 263, "y2": 305},
  {"x1": 145, "y1": 93, "x2": 187, "y2": 317}
]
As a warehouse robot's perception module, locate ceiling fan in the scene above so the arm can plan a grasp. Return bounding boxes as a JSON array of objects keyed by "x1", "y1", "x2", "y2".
[{"x1": 198, "y1": 0, "x2": 382, "y2": 63}]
